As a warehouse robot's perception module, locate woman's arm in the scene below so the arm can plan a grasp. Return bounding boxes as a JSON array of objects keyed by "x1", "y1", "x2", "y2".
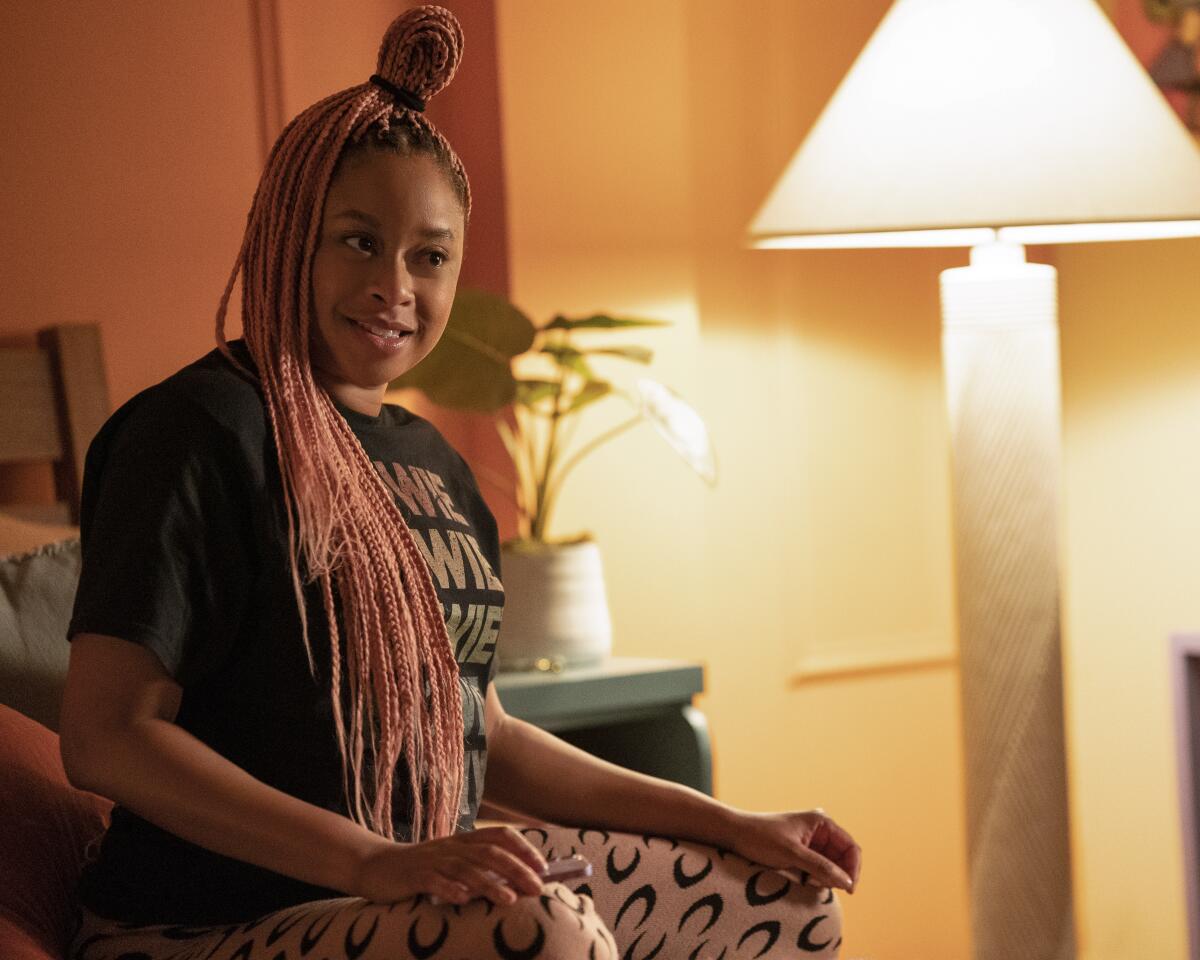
[
  {"x1": 482, "y1": 683, "x2": 860, "y2": 891},
  {"x1": 60, "y1": 633, "x2": 548, "y2": 905}
]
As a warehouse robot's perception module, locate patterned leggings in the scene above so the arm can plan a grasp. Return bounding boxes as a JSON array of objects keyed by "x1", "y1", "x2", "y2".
[{"x1": 69, "y1": 824, "x2": 843, "y2": 959}]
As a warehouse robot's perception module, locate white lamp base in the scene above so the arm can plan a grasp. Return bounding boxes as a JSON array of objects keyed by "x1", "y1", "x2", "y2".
[{"x1": 941, "y1": 242, "x2": 1076, "y2": 960}]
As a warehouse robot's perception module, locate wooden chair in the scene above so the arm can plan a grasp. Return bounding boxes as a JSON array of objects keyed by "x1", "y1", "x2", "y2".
[
  {"x1": 0, "y1": 325, "x2": 110, "y2": 524},
  {"x1": 0, "y1": 324, "x2": 112, "y2": 960}
]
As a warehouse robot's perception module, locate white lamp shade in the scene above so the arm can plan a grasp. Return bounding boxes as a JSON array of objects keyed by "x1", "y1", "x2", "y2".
[{"x1": 748, "y1": 0, "x2": 1200, "y2": 248}]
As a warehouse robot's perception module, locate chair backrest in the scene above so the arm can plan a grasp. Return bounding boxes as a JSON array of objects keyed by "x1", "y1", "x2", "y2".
[{"x1": 0, "y1": 325, "x2": 110, "y2": 524}]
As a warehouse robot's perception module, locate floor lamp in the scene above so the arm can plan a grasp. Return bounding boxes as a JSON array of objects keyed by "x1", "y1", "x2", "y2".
[{"x1": 747, "y1": 2, "x2": 1200, "y2": 959}]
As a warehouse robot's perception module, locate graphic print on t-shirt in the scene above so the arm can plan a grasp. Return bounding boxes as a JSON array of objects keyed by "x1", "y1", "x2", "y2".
[{"x1": 371, "y1": 457, "x2": 504, "y2": 824}]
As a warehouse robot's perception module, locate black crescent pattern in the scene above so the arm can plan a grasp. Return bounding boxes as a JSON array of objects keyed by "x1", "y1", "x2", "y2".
[
  {"x1": 406, "y1": 915, "x2": 450, "y2": 959},
  {"x1": 614, "y1": 883, "x2": 657, "y2": 931},
  {"x1": 239, "y1": 914, "x2": 271, "y2": 935},
  {"x1": 677, "y1": 893, "x2": 723, "y2": 936},
  {"x1": 796, "y1": 915, "x2": 834, "y2": 953},
  {"x1": 264, "y1": 911, "x2": 308, "y2": 946},
  {"x1": 579, "y1": 827, "x2": 611, "y2": 845},
  {"x1": 744, "y1": 871, "x2": 792, "y2": 906},
  {"x1": 343, "y1": 912, "x2": 379, "y2": 960},
  {"x1": 621, "y1": 929, "x2": 667, "y2": 960},
  {"x1": 299, "y1": 912, "x2": 336, "y2": 955},
  {"x1": 607, "y1": 846, "x2": 642, "y2": 884},
  {"x1": 640, "y1": 833, "x2": 679, "y2": 851},
  {"x1": 539, "y1": 891, "x2": 586, "y2": 932},
  {"x1": 493, "y1": 916, "x2": 547, "y2": 960},
  {"x1": 737, "y1": 920, "x2": 781, "y2": 958},
  {"x1": 551, "y1": 886, "x2": 590, "y2": 916},
  {"x1": 521, "y1": 827, "x2": 550, "y2": 847},
  {"x1": 672, "y1": 852, "x2": 714, "y2": 889}
]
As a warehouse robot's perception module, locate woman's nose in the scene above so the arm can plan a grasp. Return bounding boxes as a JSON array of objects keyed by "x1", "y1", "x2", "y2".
[{"x1": 369, "y1": 257, "x2": 415, "y2": 306}]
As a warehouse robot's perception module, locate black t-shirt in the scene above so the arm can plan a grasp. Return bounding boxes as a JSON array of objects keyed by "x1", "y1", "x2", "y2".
[{"x1": 68, "y1": 342, "x2": 504, "y2": 924}]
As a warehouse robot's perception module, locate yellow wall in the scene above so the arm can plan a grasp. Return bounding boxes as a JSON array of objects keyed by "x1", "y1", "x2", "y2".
[
  {"x1": 1061, "y1": 11, "x2": 1199, "y2": 953},
  {"x1": 1059, "y1": 237, "x2": 1200, "y2": 960},
  {"x1": 496, "y1": 2, "x2": 969, "y2": 957}
]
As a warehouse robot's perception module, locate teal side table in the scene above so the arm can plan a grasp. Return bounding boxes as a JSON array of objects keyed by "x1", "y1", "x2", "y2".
[{"x1": 493, "y1": 657, "x2": 712, "y2": 796}]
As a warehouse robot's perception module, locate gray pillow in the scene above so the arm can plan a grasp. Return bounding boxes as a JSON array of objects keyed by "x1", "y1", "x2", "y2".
[{"x1": 0, "y1": 538, "x2": 80, "y2": 732}]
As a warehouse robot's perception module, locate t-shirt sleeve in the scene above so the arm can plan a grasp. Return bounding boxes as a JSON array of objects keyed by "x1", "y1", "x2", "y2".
[{"x1": 68, "y1": 391, "x2": 256, "y2": 687}]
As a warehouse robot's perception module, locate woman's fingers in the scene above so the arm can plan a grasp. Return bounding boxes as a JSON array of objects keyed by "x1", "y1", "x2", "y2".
[
  {"x1": 809, "y1": 814, "x2": 862, "y2": 886},
  {"x1": 792, "y1": 844, "x2": 855, "y2": 892},
  {"x1": 474, "y1": 843, "x2": 546, "y2": 896},
  {"x1": 432, "y1": 828, "x2": 549, "y2": 902},
  {"x1": 482, "y1": 825, "x2": 549, "y2": 874},
  {"x1": 452, "y1": 861, "x2": 520, "y2": 904},
  {"x1": 430, "y1": 874, "x2": 472, "y2": 905}
]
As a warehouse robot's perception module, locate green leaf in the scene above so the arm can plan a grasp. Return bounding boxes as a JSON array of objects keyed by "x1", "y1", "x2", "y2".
[
  {"x1": 390, "y1": 289, "x2": 537, "y2": 411},
  {"x1": 567, "y1": 380, "x2": 612, "y2": 413},
  {"x1": 582, "y1": 345, "x2": 654, "y2": 364},
  {"x1": 514, "y1": 379, "x2": 559, "y2": 406},
  {"x1": 540, "y1": 344, "x2": 595, "y2": 379},
  {"x1": 541, "y1": 314, "x2": 671, "y2": 331}
]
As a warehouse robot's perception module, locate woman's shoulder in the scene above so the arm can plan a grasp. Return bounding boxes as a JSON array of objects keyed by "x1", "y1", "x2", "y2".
[{"x1": 106, "y1": 341, "x2": 268, "y2": 446}]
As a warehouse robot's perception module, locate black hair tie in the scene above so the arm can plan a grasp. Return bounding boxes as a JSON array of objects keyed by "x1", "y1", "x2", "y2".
[{"x1": 369, "y1": 74, "x2": 426, "y2": 113}]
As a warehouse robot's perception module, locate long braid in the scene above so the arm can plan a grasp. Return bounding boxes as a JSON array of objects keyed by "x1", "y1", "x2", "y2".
[{"x1": 214, "y1": 6, "x2": 469, "y2": 842}]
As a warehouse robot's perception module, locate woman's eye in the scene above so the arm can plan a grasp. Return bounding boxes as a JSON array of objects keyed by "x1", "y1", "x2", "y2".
[
  {"x1": 344, "y1": 235, "x2": 377, "y2": 255},
  {"x1": 426, "y1": 250, "x2": 448, "y2": 268}
]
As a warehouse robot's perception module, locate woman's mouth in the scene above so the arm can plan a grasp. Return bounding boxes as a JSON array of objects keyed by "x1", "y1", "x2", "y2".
[{"x1": 346, "y1": 316, "x2": 415, "y2": 349}]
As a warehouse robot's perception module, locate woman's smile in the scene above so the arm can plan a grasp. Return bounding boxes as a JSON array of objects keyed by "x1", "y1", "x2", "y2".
[{"x1": 342, "y1": 313, "x2": 418, "y2": 349}]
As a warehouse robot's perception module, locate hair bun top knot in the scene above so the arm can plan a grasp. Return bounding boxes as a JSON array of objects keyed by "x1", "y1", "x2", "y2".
[{"x1": 375, "y1": 5, "x2": 464, "y2": 107}]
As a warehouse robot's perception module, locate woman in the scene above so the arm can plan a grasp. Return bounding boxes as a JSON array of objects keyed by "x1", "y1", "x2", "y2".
[{"x1": 60, "y1": 7, "x2": 861, "y2": 959}]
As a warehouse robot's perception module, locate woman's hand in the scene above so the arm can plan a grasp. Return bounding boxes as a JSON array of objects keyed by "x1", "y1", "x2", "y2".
[
  {"x1": 723, "y1": 809, "x2": 861, "y2": 894},
  {"x1": 350, "y1": 825, "x2": 549, "y2": 906}
]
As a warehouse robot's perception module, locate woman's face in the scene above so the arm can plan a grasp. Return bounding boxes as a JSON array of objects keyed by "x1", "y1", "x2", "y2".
[{"x1": 309, "y1": 148, "x2": 465, "y2": 415}]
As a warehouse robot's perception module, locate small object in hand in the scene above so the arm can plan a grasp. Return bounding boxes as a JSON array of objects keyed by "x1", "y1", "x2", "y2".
[{"x1": 539, "y1": 855, "x2": 592, "y2": 882}]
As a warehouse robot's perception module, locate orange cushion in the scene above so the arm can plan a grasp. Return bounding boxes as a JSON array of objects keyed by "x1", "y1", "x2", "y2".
[{"x1": 0, "y1": 705, "x2": 111, "y2": 960}]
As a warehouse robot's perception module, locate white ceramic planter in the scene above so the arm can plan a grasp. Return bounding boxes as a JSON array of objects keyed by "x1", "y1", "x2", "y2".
[{"x1": 498, "y1": 540, "x2": 612, "y2": 672}]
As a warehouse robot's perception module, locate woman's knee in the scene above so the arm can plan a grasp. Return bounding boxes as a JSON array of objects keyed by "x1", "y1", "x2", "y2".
[
  {"x1": 489, "y1": 882, "x2": 616, "y2": 960},
  {"x1": 785, "y1": 883, "x2": 843, "y2": 955},
  {"x1": 321, "y1": 885, "x2": 614, "y2": 960}
]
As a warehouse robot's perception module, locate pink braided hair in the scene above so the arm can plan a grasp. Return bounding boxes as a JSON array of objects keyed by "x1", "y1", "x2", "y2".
[{"x1": 213, "y1": 6, "x2": 470, "y2": 842}]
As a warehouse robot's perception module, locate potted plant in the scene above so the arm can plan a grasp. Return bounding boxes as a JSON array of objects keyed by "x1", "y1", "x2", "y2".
[{"x1": 392, "y1": 289, "x2": 715, "y2": 671}]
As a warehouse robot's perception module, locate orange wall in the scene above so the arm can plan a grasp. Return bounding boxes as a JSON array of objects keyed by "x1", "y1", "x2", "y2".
[
  {"x1": 0, "y1": 0, "x2": 515, "y2": 530},
  {"x1": 0, "y1": 2, "x2": 260, "y2": 406}
]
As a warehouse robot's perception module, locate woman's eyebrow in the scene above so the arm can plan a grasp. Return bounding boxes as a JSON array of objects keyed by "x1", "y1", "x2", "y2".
[{"x1": 331, "y1": 208, "x2": 381, "y2": 227}]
